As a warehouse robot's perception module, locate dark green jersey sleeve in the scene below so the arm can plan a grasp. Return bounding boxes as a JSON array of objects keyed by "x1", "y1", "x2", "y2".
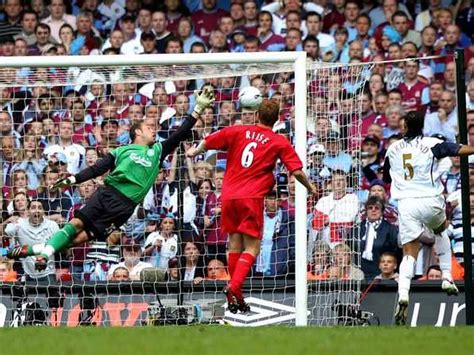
[{"x1": 75, "y1": 153, "x2": 115, "y2": 184}]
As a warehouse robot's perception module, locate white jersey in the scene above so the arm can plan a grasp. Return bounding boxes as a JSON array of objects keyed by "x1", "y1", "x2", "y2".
[
  {"x1": 143, "y1": 232, "x2": 178, "y2": 270},
  {"x1": 314, "y1": 192, "x2": 359, "y2": 223},
  {"x1": 44, "y1": 143, "x2": 86, "y2": 175},
  {"x1": 386, "y1": 136, "x2": 447, "y2": 200},
  {"x1": 4, "y1": 217, "x2": 59, "y2": 278},
  {"x1": 108, "y1": 261, "x2": 153, "y2": 281}
]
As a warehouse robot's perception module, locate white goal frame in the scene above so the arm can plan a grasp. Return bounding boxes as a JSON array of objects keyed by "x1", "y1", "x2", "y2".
[{"x1": 0, "y1": 52, "x2": 308, "y2": 326}]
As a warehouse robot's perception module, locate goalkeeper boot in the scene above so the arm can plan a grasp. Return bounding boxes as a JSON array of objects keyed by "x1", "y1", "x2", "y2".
[
  {"x1": 394, "y1": 296, "x2": 409, "y2": 326},
  {"x1": 222, "y1": 286, "x2": 239, "y2": 314},
  {"x1": 441, "y1": 279, "x2": 459, "y2": 296},
  {"x1": 35, "y1": 256, "x2": 49, "y2": 272},
  {"x1": 7, "y1": 245, "x2": 30, "y2": 259}
]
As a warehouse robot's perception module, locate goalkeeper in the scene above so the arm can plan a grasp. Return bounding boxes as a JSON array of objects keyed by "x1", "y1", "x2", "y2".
[{"x1": 8, "y1": 89, "x2": 215, "y2": 270}]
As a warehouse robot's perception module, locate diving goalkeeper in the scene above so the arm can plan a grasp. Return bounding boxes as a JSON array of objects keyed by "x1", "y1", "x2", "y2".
[{"x1": 8, "y1": 89, "x2": 215, "y2": 270}]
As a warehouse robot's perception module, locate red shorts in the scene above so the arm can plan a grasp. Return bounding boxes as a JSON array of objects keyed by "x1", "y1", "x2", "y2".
[{"x1": 221, "y1": 198, "x2": 264, "y2": 239}]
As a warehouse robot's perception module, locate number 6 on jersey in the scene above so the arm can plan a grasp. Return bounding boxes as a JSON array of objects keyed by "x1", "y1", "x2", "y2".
[{"x1": 241, "y1": 142, "x2": 257, "y2": 168}]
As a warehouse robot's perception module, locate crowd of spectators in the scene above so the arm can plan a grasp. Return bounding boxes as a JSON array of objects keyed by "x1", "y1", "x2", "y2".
[{"x1": 0, "y1": 0, "x2": 473, "y2": 287}]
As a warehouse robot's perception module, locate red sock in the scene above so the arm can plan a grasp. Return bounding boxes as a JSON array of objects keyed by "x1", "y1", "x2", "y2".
[
  {"x1": 227, "y1": 252, "x2": 240, "y2": 278},
  {"x1": 229, "y1": 253, "x2": 256, "y2": 294}
]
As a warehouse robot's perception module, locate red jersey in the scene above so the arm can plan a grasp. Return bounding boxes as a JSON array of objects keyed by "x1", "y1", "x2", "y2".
[
  {"x1": 398, "y1": 80, "x2": 427, "y2": 112},
  {"x1": 205, "y1": 125, "x2": 303, "y2": 200},
  {"x1": 191, "y1": 9, "x2": 229, "y2": 42}
]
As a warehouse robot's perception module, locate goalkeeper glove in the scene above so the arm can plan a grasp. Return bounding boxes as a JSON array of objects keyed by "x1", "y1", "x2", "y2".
[
  {"x1": 51, "y1": 176, "x2": 76, "y2": 190},
  {"x1": 193, "y1": 88, "x2": 215, "y2": 115}
]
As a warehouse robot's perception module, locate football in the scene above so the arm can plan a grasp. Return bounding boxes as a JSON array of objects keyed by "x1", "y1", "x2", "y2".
[{"x1": 238, "y1": 86, "x2": 263, "y2": 109}]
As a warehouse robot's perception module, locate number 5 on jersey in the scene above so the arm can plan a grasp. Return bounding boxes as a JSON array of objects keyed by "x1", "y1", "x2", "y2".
[
  {"x1": 403, "y1": 153, "x2": 414, "y2": 181},
  {"x1": 241, "y1": 142, "x2": 257, "y2": 168}
]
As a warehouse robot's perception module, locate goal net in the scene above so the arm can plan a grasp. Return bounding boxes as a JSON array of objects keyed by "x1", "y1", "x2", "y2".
[{"x1": 0, "y1": 53, "x2": 372, "y2": 327}]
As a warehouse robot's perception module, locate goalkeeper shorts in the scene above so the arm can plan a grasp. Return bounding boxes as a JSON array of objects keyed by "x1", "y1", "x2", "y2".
[
  {"x1": 75, "y1": 185, "x2": 137, "y2": 241},
  {"x1": 221, "y1": 198, "x2": 264, "y2": 239}
]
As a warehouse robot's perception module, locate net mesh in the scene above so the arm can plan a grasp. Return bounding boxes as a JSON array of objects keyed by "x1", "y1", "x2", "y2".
[
  {"x1": 306, "y1": 62, "x2": 371, "y2": 325},
  {"x1": 0, "y1": 57, "x2": 376, "y2": 327}
]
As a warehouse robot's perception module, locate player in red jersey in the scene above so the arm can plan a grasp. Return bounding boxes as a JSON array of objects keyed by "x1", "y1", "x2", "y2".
[{"x1": 187, "y1": 99, "x2": 316, "y2": 313}]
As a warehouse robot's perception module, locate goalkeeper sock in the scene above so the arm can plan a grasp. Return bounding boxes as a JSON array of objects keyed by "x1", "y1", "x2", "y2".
[
  {"x1": 229, "y1": 252, "x2": 256, "y2": 295},
  {"x1": 435, "y1": 229, "x2": 453, "y2": 281},
  {"x1": 227, "y1": 252, "x2": 241, "y2": 278},
  {"x1": 41, "y1": 223, "x2": 77, "y2": 258},
  {"x1": 398, "y1": 255, "x2": 415, "y2": 301},
  {"x1": 27, "y1": 243, "x2": 45, "y2": 256}
]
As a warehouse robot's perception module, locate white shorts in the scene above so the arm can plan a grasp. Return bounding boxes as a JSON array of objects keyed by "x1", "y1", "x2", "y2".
[{"x1": 398, "y1": 195, "x2": 446, "y2": 245}]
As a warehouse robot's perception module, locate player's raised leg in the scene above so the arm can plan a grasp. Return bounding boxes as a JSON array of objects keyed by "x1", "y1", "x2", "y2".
[
  {"x1": 395, "y1": 239, "x2": 420, "y2": 326},
  {"x1": 433, "y1": 223, "x2": 459, "y2": 295},
  {"x1": 8, "y1": 218, "x2": 85, "y2": 270}
]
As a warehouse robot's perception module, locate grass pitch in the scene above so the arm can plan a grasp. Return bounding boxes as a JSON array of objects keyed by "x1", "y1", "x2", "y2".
[{"x1": 0, "y1": 326, "x2": 472, "y2": 355}]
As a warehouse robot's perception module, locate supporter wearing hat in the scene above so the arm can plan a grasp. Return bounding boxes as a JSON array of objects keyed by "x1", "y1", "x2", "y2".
[
  {"x1": 378, "y1": 26, "x2": 402, "y2": 52},
  {"x1": 308, "y1": 143, "x2": 330, "y2": 193},
  {"x1": 107, "y1": 237, "x2": 153, "y2": 281},
  {"x1": 140, "y1": 31, "x2": 155, "y2": 42},
  {"x1": 361, "y1": 179, "x2": 399, "y2": 226},
  {"x1": 363, "y1": 134, "x2": 381, "y2": 146},
  {"x1": 321, "y1": 131, "x2": 353, "y2": 174},
  {"x1": 359, "y1": 195, "x2": 399, "y2": 280},
  {"x1": 0, "y1": 35, "x2": 15, "y2": 56},
  {"x1": 362, "y1": 134, "x2": 382, "y2": 180},
  {"x1": 140, "y1": 31, "x2": 157, "y2": 54}
]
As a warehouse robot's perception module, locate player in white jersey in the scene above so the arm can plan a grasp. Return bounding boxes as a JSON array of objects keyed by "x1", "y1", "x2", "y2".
[{"x1": 383, "y1": 111, "x2": 474, "y2": 325}]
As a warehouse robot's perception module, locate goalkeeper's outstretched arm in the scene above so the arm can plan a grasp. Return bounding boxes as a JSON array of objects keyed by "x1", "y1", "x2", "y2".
[
  {"x1": 52, "y1": 154, "x2": 115, "y2": 189},
  {"x1": 160, "y1": 88, "x2": 214, "y2": 164},
  {"x1": 75, "y1": 154, "x2": 115, "y2": 183},
  {"x1": 160, "y1": 111, "x2": 201, "y2": 162}
]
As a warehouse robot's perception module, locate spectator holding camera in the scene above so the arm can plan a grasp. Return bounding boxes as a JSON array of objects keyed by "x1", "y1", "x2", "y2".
[{"x1": 143, "y1": 214, "x2": 178, "y2": 271}]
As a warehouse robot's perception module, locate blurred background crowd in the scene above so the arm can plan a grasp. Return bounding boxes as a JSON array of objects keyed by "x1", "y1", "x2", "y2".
[{"x1": 0, "y1": 0, "x2": 473, "y2": 286}]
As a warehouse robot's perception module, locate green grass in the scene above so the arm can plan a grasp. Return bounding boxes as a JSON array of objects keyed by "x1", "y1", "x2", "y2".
[{"x1": 0, "y1": 326, "x2": 472, "y2": 355}]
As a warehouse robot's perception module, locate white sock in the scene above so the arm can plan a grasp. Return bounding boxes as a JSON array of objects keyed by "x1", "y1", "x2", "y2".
[
  {"x1": 435, "y1": 229, "x2": 452, "y2": 281},
  {"x1": 32, "y1": 243, "x2": 45, "y2": 255},
  {"x1": 42, "y1": 245, "x2": 55, "y2": 258},
  {"x1": 398, "y1": 255, "x2": 416, "y2": 301}
]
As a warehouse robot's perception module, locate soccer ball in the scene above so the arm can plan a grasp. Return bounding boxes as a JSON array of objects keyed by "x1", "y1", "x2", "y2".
[{"x1": 239, "y1": 86, "x2": 263, "y2": 109}]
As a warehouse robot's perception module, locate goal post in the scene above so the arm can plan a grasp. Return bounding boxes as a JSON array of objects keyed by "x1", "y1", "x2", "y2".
[
  {"x1": 0, "y1": 51, "x2": 315, "y2": 326},
  {"x1": 293, "y1": 53, "x2": 308, "y2": 326},
  {"x1": 454, "y1": 48, "x2": 474, "y2": 325}
]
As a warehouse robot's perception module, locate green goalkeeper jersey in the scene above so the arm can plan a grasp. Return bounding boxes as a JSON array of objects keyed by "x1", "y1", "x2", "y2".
[{"x1": 105, "y1": 143, "x2": 163, "y2": 204}]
